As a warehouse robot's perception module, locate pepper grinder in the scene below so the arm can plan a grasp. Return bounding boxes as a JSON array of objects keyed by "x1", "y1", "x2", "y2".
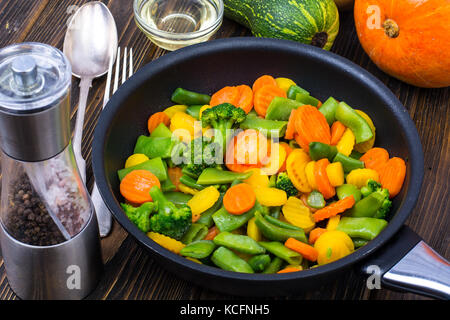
[{"x1": 0, "y1": 42, "x2": 103, "y2": 300}]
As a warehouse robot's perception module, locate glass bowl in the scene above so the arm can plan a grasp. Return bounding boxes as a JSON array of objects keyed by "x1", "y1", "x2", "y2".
[{"x1": 133, "y1": 0, "x2": 224, "y2": 51}]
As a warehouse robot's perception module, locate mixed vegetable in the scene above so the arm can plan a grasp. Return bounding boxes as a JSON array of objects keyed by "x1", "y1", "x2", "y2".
[{"x1": 117, "y1": 75, "x2": 407, "y2": 274}]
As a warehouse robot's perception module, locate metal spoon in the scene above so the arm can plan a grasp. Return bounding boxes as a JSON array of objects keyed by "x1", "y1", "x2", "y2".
[
  {"x1": 63, "y1": 1, "x2": 118, "y2": 182},
  {"x1": 63, "y1": 2, "x2": 118, "y2": 237}
]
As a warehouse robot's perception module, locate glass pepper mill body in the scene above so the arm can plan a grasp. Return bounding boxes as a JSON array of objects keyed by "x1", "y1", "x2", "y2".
[{"x1": 0, "y1": 42, "x2": 102, "y2": 300}]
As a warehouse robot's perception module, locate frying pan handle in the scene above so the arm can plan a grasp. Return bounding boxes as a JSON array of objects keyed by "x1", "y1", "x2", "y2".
[{"x1": 360, "y1": 225, "x2": 450, "y2": 299}]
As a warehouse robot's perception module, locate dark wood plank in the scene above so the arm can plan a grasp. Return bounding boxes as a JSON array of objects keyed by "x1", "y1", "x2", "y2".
[{"x1": 0, "y1": 1, "x2": 447, "y2": 301}]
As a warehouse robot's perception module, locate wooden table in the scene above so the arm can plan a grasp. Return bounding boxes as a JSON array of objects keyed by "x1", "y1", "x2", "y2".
[{"x1": 0, "y1": 0, "x2": 448, "y2": 300}]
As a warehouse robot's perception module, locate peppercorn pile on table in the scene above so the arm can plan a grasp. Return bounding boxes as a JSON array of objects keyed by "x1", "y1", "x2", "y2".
[{"x1": 0, "y1": 1, "x2": 448, "y2": 300}]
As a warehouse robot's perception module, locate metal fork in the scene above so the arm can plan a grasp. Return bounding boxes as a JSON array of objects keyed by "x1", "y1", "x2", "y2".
[{"x1": 92, "y1": 47, "x2": 134, "y2": 237}]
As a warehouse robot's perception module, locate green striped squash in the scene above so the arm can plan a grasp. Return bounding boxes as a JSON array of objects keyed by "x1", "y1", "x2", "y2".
[{"x1": 224, "y1": 0, "x2": 339, "y2": 50}]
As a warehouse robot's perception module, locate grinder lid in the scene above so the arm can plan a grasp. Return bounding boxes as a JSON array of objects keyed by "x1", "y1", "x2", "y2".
[{"x1": 0, "y1": 42, "x2": 71, "y2": 114}]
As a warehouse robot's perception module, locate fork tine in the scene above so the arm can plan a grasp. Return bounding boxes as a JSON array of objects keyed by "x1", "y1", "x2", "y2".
[
  {"x1": 129, "y1": 48, "x2": 134, "y2": 78},
  {"x1": 122, "y1": 47, "x2": 127, "y2": 85},
  {"x1": 103, "y1": 49, "x2": 114, "y2": 108},
  {"x1": 113, "y1": 47, "x2": 121, "y2": 94}
]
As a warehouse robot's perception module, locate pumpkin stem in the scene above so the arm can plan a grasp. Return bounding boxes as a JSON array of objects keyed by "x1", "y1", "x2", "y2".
[
  {"x1": 383, "y1": 19, "x2": 400, "y2": 38},
  {"x1": 311, "y1": 32, "x2": 328, "y2": 49}
]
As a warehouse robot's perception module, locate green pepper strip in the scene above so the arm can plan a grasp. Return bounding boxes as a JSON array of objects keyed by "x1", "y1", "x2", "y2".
[
  {"x1": 258, "y1": 241, "x2": 302, "y2": 265},
  {"x1": 117, "y1": 157, "x2": 168, "y2": 181},
  {"x1": 263, "y1": 215, "x2": 302, "y2": 231},
  {"x1": 254, "y1": 211, "x2": 307, "y2": 243},
  {"x1": 318, "y1": 97, "x2": 339, "y2": 125},
  {"x1": 295, "y1": 93, "x2": 320, "y2": 107},
  {"x1": 336, "y1": 184, "x2": 362, "y2": 202},
  {"x1": 265, "y1": 97, "x2": 304, "y2": 121},
  {"x1": 335, "y1": 102, "x2": 373, "y2": 144},
  {"x1": 150, "y1": 123, "x2": 173, "y2": 139},
  {"x1": 333, "y1": 152, "x2": 365, "y2": 173},
  {"x1": 337, "y1": 217, "x2": 388, "y2": 241},
  {"x1": 197, "y1": 168, "x2": 253, "y2": 185},
  {"x1": 179, "y1": 175, "x2": 206, "y2": 190},
  {"x1": 262, "y1": 256, "x2": 284, "y2": 274},
  {"x1": 248, "y1": 254, "x2": 271, "y2": 272},
  {"x1": 134, "y1": 135, "x2": 176, "y2": 159},
  {"x1": 186, "y1": 105, "x2": 203, "y2": 119},
  {"x1": 171, "y1": 87, "x2": 211, "y2": 106},
  {"x1": 240, "y1": 115, "x2": 288, "y2": 138},
  {"x1": 347, "y1": 192, "x2": 385, "y2": 217},
  {"x1": 163, "y1": 192, "x2": 193, "y2": 206},
  {"x1": 180, "y1": 240, "x2": 216, "y2": 259},
  {"x1": 353, "y1": 238, "x2": 369, "y2": 248},
  {"x1": 211, "y1": 246, "x2": 254, "y2": 273},
  {"x1": 181, "y1": 223, "x2": 209, "y2": 244},
  {"x1": 213, "y1": 232, "x2": 266, "y2": 255},
  {"x1": 287, "y1": 85, "x2": 309, "y2": 100},
  {"x1": 309, "y1": 142, "x2": 338, "y2": 162}
]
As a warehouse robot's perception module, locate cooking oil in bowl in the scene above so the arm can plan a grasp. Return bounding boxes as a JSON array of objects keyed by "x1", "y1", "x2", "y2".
[{"x1": 134, "y1": 0, "x2": 223, "y2": 51}]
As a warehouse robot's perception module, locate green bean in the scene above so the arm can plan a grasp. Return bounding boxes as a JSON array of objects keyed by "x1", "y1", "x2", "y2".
[
  {"x1": 295, "y1": 93, "x2": 320, "y2": 107},
  {"x1": 213, "y1": 232, "x2": 266, "y2": 255},
  {"x1": 318, "y1": 97, "x2": 339, "y2": 125},
  {"x1": 186, "y1": 105, "x2": 203, "y2": 119},
  {"x1": 134, "y1": 135, "x2": 176, "y2": 159},
  {"x1": 335, "y1": 102, "x2": 373, "y2": 143},
  {"x1": 336, "y1": 184, "x2": 362, "y2": 202},
  {"x1": 212, "y1": 206, "x2": 255, "y2": 232},
  {"x1": 262, "y1": 257, "x2": 284, "y2": 274},
  {"x1": 333, "y1": 152, "x2": 365, "y2": 173},
  {"x1": 180, "y1": 240, "x2": 216, "y2": 259},
  {"x1": 263, "y1": 215, "x2": 302, "y2": 231},
  {"x1": 181, "y1": 223, "x2": 209, "y2": 244},
  {"x1": 161, "y1": 178, "x2": 176, "y2": 192},
  {"x1": 287, "y1": 85, "x2": 309, "y2": 100},
  {"x1": 337, "y1": 217, "x2": 388, "y2": 240},
  {"x1": 163, "y1": 192, "x2": 193, "y2": 206},
  {"x1": 196, "y1": 193, "x2": 224, "y2": 228},
  {"x1": 353, "y1": 238, "x2": 369, "y2": 248},
  {"x1": 248, "y1": 254, "x2": 271, "y2": 272},
  {"x1": 179, "y1": 175, "x2": 206, "y2": 190},
  {"x1": 197, "y1": 168, "x2": 253, "y2": 185},
  {"x1": 269, "y1": 206, "x2": 281, "y2": 219},
  {"x1": 348, "y1": 192, "x2": 385, "y2": 217},
  {"x1": 265, "y1": 97, "x2": 304, "y2": 121},
  {"x1": 211, "y1": 246, "x2": 254, "y2": 273},
  {"x1": 239, "y1": 115, "x2": 288, "y2": 138},
  {"x1": 309, "y1": 142, "x2": 338, "y2": 162},
  {"x1": 254, "y1": 211, "x2": 307, "y2": 243},
  {"x1": 117, "y1": 157, "x2": 168, "y2": 181},
  {"x1": 171, "y1": 87, "x2": 211, "y2": 105},
  {"x1": 258, "y1": 242, "x2": 302, "y2": 265}
]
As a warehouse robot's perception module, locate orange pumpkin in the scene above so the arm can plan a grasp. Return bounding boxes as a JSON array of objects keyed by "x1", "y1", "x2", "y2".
[{"x1": 354, "y1": 0, "x2": 450, "y2": 88}]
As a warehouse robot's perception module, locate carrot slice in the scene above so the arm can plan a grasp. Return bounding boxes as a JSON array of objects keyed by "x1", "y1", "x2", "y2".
[
  {"x1": 210, "y1": 86, "x2": 239, "y2": 107},
  {"x1": 225, "y1": 162, "x2": 260, "y2": 172},
  {"x1": 235, "y1": 85, "x2": 254, "y2": 113},
  {"x1": 278, "y1": 142, "x2": 293, "y2": 172},
  {"x1": 330, "y1": 121, "x2": 346, "y2": 145},
  {"x1": 314, "y1": 158, "x2": 335, "y2": 199},
  {"x1": 204, "y1": 226, "x2": 219, "y2": 240},
  {"x1": 360, "y1": 147, "x2": 390, "y2": 174},
  {"x1": 285, "y1": 109, "x2": 298, "y2": 140},
  {"x1": 380, "y1": 157, "x2": 406, "y2": 198},
  {"x1": 308, "y1": 227, "x2": 327, "y2": 245},
  {"x1": 223, "y1": 183, "x2": 256, "y2": 215},
  {"x1": 252, "y1": 75, "x2": 277, "y2": 93},
  {"x1": 285, "y1": 237, "x2": 319, "y2": 261},
  {"x1": 313, "y1": 195, "x2": 355, "y2": 222},
  {"x1": 120, "y1": 170, "x2": 161, "y2": 204},
  {"x1": 294, "y1": 133, "x2": 310, "y2": 151},
  {"x1": 295, "y1": 105, "x2": 331, "y2": 151},
  {"x1": 168, "y1": 167, "x2": 182, "y2": 192},
  {"x1": 277, "y1": 266, "x2": 302, "y2": 273},
  {"x1": 253, "y1": 84, "x2": 287, "y2": 117},
  {"x1": 148, "y1": 112, "x2": 170, "y2": 134}
]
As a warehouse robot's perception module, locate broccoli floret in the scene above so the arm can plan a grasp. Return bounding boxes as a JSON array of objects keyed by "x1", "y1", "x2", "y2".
[
  {"x1": 149, "y1": 186, "x2": 192, "y2": 240},
  {"x1": 182, "y1": 137, "x2": 221, "y2": 178},
  {"x1": 360, "y1": 179, "x2": 382, "y2": 197},
  {"x1": 360, "y1": 179, "x2": 392, "y2": 219},
  {"x1": 121, "y1": 202, "x2": 157, "y2": 233},
  {"x1": 275, "y1": 172, "x2": 298, "y2": 197},
  {"x1": 200, "y1": 103, "x2": 247, "y2": 156}
]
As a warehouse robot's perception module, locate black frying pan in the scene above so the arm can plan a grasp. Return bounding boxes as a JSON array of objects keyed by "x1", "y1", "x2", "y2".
[{"x1": 92, "y1": 38, "x2": 450, "y2": 299}]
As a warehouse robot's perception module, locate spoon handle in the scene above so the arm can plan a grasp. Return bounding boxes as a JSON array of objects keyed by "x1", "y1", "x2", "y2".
[{"x1": 73, "y1": 77, "x2": 92, "y2": 183}]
